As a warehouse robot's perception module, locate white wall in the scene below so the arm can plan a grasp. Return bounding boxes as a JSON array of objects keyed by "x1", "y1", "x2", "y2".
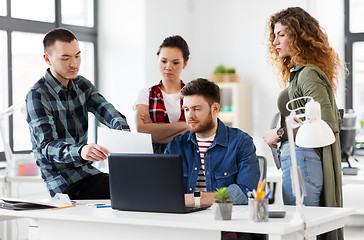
[
  {"x1": 98, "y1": 0, "x2": 345, "y2": 165},
  {"x1": 98, "y1": 0, "x2": 146, "y2": 132},
  {"x1": 145, "y1": 0, "x2": 192, "y2": 87},
  {"x1": 309, "y1": 0, "x2": 346, "y2": 109}
]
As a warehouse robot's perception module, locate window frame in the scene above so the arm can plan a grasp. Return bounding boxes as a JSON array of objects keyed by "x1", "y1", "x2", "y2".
[
  {"x1": 0, "y1": 0, "x2": 98, "y2": 161},
  {"x1": 344, "y1": 0, "x2": 364, "y2": 109}
]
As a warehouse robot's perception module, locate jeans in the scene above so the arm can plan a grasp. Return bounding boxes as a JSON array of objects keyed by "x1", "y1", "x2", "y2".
[{"x1": 279, "y1": 141, "x2": 323, "y2": 206}]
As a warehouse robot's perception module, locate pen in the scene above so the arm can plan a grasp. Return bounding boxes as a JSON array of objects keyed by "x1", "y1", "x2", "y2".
[
  {"x1": 91, "y1": 205, "x2": 111, "y2": 208},
  {"x1": 264, "y1": 190, "x2": 272, "y2": 199},
  {"x1": 53, "y1": 204, "x2": 76, "y2": 210},
  {"x1": 246, "y1": 188, "x2": 252, "y2": 198}
]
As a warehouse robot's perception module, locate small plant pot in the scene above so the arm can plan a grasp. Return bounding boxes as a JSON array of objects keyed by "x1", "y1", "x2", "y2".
[{"x1": 213, "y1": 203, "x2": 233, "y2": 220}]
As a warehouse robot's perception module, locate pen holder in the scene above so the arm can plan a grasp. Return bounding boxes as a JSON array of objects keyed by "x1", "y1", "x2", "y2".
[{"x1": 248, "y1": 198, "x2": 268, "y2": 222}]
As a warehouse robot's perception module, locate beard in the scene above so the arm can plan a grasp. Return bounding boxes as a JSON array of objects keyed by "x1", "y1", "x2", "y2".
[
  {"x1": 189, "y1": 112, "x2": 216, "y2": 134},
  {"x1": 54, "y1": 69, "x2": 78, "y2": 81}
]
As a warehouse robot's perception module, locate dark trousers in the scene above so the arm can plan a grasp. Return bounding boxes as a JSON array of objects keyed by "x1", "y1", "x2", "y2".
[
  {"x1": 222, "y1": 232, "x2": 267, "y2": 240},
  {"x1": 152, "y1": 143, "x2": 167, "y2": 154},
  {"x1": 64, "y1": 173, "x2": 110, "y2": 200}
]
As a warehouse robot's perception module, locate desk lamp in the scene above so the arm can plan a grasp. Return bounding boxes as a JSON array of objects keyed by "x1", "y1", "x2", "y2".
[
  {"x1": 285, "y1": 96, "x2": 335, "y2": 223},
  {"x1": 0, "y1": 103, "x2": 26, "y2": 179}
]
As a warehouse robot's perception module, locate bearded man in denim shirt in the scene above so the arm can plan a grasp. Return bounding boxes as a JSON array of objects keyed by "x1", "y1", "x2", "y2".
[{"x1": 165, "y1": 78, "x2": 260, "y2": 206}]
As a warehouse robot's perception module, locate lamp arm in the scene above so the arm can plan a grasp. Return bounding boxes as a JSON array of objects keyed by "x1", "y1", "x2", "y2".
[
  {"x1": 286, "y1": 114, "x2": 305, "y2": 224},
  {"x1": 0, "y1": 103, "x2": 25, "y2": 120},
  {"x1": 286, "y1": 96, "x2": 314, "y2": 113},
  {"x1": 290, "y1": 114, "x2": 305, "y2": 129},
  {"x1": 0, "y1": 118, "x2": 13, "y2": 178},
  {"x1": 0, "y1": 102, "x2": 24, "y2": 178}
]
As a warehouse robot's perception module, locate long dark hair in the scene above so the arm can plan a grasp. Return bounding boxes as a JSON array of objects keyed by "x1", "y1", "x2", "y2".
[{"x1": 157, "y1": 35, "x2": 190, "y2": 62}]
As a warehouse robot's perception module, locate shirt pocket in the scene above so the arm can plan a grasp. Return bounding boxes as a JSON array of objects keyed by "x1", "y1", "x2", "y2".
[{"x1": 213, "y1": 164, "x2": 238, "y2": 189}]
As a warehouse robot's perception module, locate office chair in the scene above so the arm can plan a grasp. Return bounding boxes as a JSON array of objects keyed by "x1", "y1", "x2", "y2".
[
  {"x1": 270, "y1": 112, "x2": 281, "y2": 169},
  {"x1": 340, "y1": 110, "x2": 358, "y2": 175},
  {"x1": 257, "y1": 155, "x2": 267, "y2": 184},
  {"x1": 257, "y1": 155, "x2": 276, "y2": 204}
]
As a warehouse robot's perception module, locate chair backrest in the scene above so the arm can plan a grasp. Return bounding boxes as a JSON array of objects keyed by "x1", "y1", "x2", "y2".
[
  {"x1": 257, "y1": 155, "x2": 267, "y2": 183},
  {"x1": 270, "y1": 112, "x2": 281, "y2": 169}
]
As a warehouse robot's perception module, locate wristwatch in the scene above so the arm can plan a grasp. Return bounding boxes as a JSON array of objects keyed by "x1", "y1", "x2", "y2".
[
  {"x1": 117, "y1": 124, "x2": 130, "y2": 131},
  {"x1": 277, "y1": 127, "x2": 285, "y2": 139}
]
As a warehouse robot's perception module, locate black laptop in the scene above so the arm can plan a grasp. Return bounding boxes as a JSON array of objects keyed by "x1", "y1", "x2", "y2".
[{"x1": 108, "y1": 153, "x2": 210, "y2": 214}]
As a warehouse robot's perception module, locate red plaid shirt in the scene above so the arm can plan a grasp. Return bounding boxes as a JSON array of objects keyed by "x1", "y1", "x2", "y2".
[{"x1": 148, "y1": 80, "x2": 185, "y2": 123}]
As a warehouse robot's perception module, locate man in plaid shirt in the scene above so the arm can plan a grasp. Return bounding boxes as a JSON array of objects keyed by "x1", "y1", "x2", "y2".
[{"x1": 26, "y1": 28, "x2": 129, "y2": 199}]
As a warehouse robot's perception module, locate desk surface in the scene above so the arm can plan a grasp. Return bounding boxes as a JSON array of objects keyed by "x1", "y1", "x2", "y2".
[
  {"x1": 342, "y1": 155, "x2": 364, "y2": 184},
  {"x1": 0, "y1": 200, "x2": 354, "y2": 240}
]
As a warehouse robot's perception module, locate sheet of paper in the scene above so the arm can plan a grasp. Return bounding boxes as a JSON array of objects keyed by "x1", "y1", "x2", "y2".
[
  {"x1": 96, "y1": 127, "x2": 153, "y2": 173},
  {"x1": 97, "y1": 127, "x2": 153, "y2": 154}
]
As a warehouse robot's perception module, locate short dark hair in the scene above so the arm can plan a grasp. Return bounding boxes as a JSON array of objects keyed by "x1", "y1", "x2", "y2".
[
  {"x1": 157, "y1": 35, "x2": 190, "y2": 62},
  {"x1": 181, "y1": 78, "x2": 220, "y2": 106},
  {"x1": 43, "y1": 28, "x2": 77, "y2": 53}
]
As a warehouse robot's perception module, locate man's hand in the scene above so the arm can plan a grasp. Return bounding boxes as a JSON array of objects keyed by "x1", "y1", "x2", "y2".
[
  {"x1": 80, "y1": 143, "x2": 109, "y2": 162},
  {"x1": 184, "y1": 193, "x2": 195, "y2": 207},
  {"x1": 201, "y1": 192, "x2": 216, "y2": 206}
]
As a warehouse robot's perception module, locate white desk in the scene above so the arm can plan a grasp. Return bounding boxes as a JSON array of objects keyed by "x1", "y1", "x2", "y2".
[
  {"x1": 341, "y1": 156, "x2": 364, "y2": 239},
  {"x1": 267, "y1": 156, "x2": 364, "y2": 239},
  {"x1": 0, "y1": 168, "x2": 45, "y2": 240},
  {"x1": 0, "y1": 201, "x2": 354, "y2": 240}
]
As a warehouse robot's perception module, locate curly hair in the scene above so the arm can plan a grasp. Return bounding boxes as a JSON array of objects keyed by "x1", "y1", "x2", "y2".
[{"x1": 266, "y1": 7, "x2": 343, "y2": 92}]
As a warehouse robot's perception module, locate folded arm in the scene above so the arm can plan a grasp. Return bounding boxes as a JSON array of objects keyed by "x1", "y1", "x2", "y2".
[{"x1": 134, "y1": 104, "x2": 189, "y2": 143}]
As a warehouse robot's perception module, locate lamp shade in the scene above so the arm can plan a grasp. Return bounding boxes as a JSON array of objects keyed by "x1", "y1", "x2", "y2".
[
  {"x1": 296, "y1": 120, "x2": 335, "y2": 148},
  {"x1": 295, "y1": 100, "x2": 335, "y2": 148}
]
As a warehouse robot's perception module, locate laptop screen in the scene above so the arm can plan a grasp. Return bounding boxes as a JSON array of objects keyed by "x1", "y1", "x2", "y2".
[{"x1": 108, "y1": 153, "x2": 187, "y2": 213}]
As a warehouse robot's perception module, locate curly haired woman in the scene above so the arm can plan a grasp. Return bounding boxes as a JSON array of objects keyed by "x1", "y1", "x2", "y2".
[{"x1": 262, "y1": 7, "x2": 344, "y2": 239}]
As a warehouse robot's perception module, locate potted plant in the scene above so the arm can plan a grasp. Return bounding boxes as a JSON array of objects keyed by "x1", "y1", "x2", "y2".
[
  {"x1": 210, "y1": 64, "x2": 239, "y2": 83},
  {"x1": 213, "y1": 187, "x2": 233, "y2": 220}
]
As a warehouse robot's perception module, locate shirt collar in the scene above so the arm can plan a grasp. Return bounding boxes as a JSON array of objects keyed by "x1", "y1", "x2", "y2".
[
  {"x1": 289, "y1": 65, "x2": 306, "y2": 82},
  {"x1": 154, "y1": 80, "x2": 186, "y2": 93},
  {"x1": 44, "y1": 68, "x2": 77, "y2": 94},
  {"x1": 291, "y1": 65, "x2": 305, "y2": 72}
]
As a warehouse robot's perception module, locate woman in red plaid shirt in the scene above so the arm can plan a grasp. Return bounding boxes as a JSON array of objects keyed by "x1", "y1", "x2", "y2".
[{"x1": 134, "y1": 35, "x2": 190, "y2": 153}]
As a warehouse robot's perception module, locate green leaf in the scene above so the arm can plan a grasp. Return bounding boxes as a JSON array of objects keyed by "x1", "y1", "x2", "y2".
[
  {"x1": 214, "y1": 187, "x2": 231, "y2": 203},
  {"x1": 226, "y1": 68, "x2": 235, "y2": 74},
  {"x1": 213, "y1": 64, "x2": 226, "y2": 74}
]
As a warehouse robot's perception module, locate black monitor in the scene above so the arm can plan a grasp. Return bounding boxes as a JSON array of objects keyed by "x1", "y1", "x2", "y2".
[{"x1": 340, "y1": 110, "x2": 356, "y2": 162}]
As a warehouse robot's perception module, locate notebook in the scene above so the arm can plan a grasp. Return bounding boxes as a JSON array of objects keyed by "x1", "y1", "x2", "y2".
[{"x1": 108, "y1": 153, "x2": 210, "y2": 214}]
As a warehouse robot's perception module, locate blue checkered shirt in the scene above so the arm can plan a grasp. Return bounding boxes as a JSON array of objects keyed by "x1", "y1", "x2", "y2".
[{"x1": 26, "y1": 69, "x2": 128, "y2": 197}]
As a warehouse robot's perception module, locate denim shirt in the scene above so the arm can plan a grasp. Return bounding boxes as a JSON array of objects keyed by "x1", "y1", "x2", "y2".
[{"x1": 165, "y1": 119, "x2": 260, "y2": 205}]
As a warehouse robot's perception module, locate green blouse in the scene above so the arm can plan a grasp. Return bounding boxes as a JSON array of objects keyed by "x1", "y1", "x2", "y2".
[{"x1": 287, "y1": 65, "x2": 343, "y2": 240}]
